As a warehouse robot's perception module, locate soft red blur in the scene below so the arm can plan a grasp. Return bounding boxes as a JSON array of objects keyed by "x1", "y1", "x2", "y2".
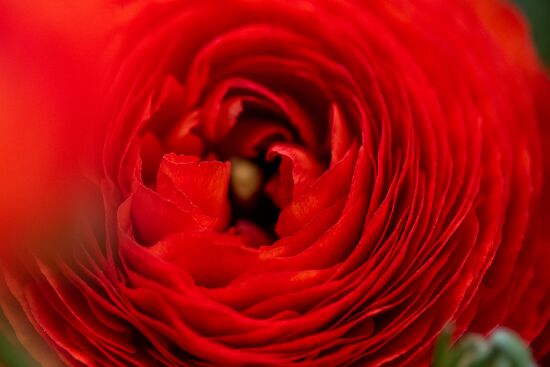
[{"x1": 0, "y1": 0, "x2": 112, "y2": 245}]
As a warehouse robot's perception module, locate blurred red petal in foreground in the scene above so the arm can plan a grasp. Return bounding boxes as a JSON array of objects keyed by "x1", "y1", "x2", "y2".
[{"x1": 0, "y1": 0, "x2": 112, "y2": 247}]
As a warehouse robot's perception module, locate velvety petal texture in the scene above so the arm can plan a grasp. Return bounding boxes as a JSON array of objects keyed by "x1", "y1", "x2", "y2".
[{"x1": 1, "y1": 0, "x2": 549, "y2": 366}]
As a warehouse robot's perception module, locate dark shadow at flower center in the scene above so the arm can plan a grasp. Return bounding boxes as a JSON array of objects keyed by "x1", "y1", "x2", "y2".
[
  {"x1": 228, "y1": 154, "x2": 281, "y2": 245},
  {"x1": 229, "y1": 157, "x2": 280, "y2": 240}
]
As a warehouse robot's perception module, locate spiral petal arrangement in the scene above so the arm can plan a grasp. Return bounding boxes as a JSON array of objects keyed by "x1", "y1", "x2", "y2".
[{"x1": 1, "y1": 0, "x2": 549, "y2": 366}]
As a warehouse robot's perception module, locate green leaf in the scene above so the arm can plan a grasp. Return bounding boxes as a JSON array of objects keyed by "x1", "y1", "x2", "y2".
[
  {"x1": 434, "y1": 325, "x2": 455, "y2": 367},
  {"x1": 490, "y1": 329, "x2": 535, "y2": 367},
  {"x1": 433, "y1": 325, "x2": 537, "y2": 367}
]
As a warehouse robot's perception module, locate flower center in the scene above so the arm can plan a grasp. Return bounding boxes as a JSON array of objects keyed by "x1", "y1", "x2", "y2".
[
  {"x1": 229, "y1": 156, "x2": 280, "y2": 244},
  {"x1": 137, "y1": 76, "x2": 333, "y2": 247},
  {"x1": 230, "y1": 157, "x2": 262, "y2": 203}
]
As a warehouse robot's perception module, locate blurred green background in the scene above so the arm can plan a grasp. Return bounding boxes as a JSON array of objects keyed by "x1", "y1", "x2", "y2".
[
  {"x1": 516, "y1": 0, "x2": 550, "y2": 64},
  {"x1": 0, "y1": 0, "x2": 548, "y2": 366}
]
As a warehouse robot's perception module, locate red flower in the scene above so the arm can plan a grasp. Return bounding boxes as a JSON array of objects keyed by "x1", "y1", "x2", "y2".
[{"x1": 1, "y1": 0, "x2": 549, "y2": 366}]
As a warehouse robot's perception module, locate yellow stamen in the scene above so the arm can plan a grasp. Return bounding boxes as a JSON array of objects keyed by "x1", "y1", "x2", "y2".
[{"x1": 230, "y1": 157, "x2": 262, "y2": 202}]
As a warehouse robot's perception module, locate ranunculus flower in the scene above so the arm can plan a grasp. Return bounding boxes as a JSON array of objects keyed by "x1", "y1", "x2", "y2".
[{"x1": 1, "y1": 0, "x2": 549, "y2": 366}]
